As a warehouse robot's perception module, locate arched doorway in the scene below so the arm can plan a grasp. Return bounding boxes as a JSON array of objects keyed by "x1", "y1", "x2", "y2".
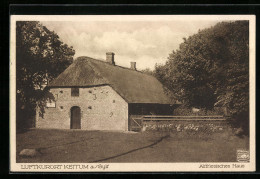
[{"x1": 70, "y1": 106, "x2": 81, "y2": 129}]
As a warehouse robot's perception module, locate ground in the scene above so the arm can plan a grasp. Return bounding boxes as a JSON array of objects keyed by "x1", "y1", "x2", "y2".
[{"x1": 16, "y1": 128, "x2": 249, "y2": 163}]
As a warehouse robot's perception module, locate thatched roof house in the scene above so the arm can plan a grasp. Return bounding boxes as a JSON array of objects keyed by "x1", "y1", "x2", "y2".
[
  {"x1": 37, "y1": 53, "x2": 175, "y2": 131},
  {"x1": 49, "y1": 56, "x2": 172, "y2": 104}
]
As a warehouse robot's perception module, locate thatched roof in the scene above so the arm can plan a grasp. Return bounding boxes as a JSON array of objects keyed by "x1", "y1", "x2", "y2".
[{"x1": 49, "y1": 56, "x2": 173, "y2": 104}]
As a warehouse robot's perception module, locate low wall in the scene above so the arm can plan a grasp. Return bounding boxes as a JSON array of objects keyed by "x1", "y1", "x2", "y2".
[{"x1": 142, "y1": 120, "x2": 229, "y2": 133}]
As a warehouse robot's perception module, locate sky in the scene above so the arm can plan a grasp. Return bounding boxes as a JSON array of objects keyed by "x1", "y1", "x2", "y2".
[{"x1": 41, "y1": 19, "x2": 219, "y2": 70}]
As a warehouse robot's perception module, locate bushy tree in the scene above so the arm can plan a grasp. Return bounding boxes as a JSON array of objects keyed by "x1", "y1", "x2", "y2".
[
  {"x1": 140, "y1": 68, "x2": 155, "y2": 76},
  {"x1": 155, "y1": 21, "x2": 249, "y2": 132},
  {"x1": 16, "y1": 21, "x2": 75, "y2": 130}
]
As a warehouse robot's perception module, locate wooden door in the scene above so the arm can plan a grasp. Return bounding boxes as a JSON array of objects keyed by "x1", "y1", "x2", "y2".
[{"x1": 71, "y1": 106, "x2": 81, "y2": 129}]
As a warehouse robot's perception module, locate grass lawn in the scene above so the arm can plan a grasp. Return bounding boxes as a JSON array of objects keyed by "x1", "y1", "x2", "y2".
[{"x1": 16, "y1": 128, "x2": 249, "y2": 163}]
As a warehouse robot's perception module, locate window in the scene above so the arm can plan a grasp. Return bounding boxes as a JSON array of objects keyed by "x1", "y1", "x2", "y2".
[{"x1": 71, "y1": 88, "x2": 79, "y2": 97}]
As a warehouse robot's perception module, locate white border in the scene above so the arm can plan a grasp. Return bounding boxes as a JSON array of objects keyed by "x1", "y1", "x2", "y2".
[{"x1": 10, "y1": 15, "x2": 256, "y2": 172}]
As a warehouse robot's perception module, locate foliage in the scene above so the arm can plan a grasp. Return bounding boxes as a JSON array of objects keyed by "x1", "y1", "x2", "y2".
[
  {"x1": 16, "y1": 21, "x2": 75, "y2": 129},
  {"x1": 140, "y1": 68, "x2": 155, "y2": 76},
  {"x1": 154, "y1": 21, "x2": 249, "y2": 132},
  {"x1": 173, "y1": 105, "x2": 226, "y2": 116}
]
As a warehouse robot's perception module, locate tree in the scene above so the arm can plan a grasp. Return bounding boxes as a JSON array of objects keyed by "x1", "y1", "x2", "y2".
[
  {"x1": 140, "y1": 68, "x2": 155, "y2": 76},
  {"x1": 155, "y1": 21, "x2": 249, "y2": 132},
  {"x1": 16, "y1": 21, "x2": 75, "y2": 129}
]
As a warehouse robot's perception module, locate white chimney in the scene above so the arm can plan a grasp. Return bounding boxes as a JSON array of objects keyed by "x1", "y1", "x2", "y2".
[
  {"x1": 106, "y1": 52, "x2": 115, "y2": 65},
  {"x1": 130, "y1": 62, "x2": 136, "y2": 70}
]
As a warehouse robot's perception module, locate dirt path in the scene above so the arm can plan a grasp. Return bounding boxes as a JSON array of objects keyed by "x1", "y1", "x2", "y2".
[{"x1": 90, "y1": 135, "x2": 170, "y2": 162}]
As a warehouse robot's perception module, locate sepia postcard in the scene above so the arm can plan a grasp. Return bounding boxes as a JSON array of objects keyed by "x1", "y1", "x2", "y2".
[{"x1": 10, "y1": 15, "x2": 256, "y2": 172}]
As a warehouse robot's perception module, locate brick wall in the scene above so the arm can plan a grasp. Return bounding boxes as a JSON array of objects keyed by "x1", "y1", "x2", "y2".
[{"x1": 36, "y1": 85, "x2": 128, "y2": 131}]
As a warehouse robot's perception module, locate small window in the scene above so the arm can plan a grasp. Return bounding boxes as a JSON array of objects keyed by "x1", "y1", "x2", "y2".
[{"x1": 71, "y1": 88, "x2": 79, "y2": 97}]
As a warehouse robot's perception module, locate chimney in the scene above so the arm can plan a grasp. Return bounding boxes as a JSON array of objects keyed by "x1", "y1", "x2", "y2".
[
  {"x1": 130, "y1": 62, "x2": 136, "y2": 70},
  {"x1": 106, "y1": 52, "x2": 115, "y2": 65}
]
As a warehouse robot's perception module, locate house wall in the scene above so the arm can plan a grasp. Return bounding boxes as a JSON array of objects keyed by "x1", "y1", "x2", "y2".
[{"x1": 36, "y1": 85, "x2": 128, "y2": 131}]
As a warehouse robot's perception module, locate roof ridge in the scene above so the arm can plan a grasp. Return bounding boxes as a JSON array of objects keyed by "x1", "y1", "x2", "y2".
[{"x1": 76, "y1": 56, "x2": 152, "y2": 76}]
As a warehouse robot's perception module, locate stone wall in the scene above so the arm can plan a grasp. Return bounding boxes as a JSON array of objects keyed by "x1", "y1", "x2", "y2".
[
  {"x1": 36, "y1": 85, "x2": 128, "y2": 131},
  {"x1": 142, "y1": 120, "x2": 228, "y2": 133}
]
